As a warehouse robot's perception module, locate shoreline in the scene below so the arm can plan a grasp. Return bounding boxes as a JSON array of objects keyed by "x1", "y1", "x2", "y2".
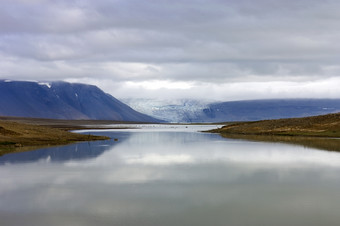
[
  {"x1": 3, "y1": 113, "x2": 340, "y2": 156},
  {"x1": 209, "y1": 113, "x2": 340, "y2": 138},
  {"x1": 0, "y1": 118, "x2": 113, "y2": 156},
  {"x1": 207, "y1": 113, "x2": 340, "y2": 152}
]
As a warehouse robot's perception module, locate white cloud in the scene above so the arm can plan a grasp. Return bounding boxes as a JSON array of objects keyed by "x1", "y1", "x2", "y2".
[
  {"x1": 124, "y1": 153, "x2": 194, "y2": 165},
  {"x1": 98, "y1": 77, "x2": 340, "y2": 101},
  {"x1": 125, "y1": 80, "x2": 194, "y2": 90}
]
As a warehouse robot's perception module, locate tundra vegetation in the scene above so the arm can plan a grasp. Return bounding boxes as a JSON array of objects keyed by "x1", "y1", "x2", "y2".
[
  {"x1": 210, "y1": 113, "x2": 340, "y2": 152},
  {"x1": 0, "y1": 119, "x2": 109, "y2": 156}
]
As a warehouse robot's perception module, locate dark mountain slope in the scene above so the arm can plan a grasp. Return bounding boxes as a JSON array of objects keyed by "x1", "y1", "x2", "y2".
[
  {"x1": 200, "y1": 99, "x2": 340, "y2": 122},
  {"x1": 0, "y1": 80, "x2": 161, "y2": 122}
]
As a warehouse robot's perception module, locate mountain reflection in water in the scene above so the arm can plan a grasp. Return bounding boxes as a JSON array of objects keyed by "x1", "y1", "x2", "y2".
[
  {"x1": 1, "y1": 125, "x2": 340, "y2": 226},
  {"x1": 0, "y1": 132, "x2": 130, "y2": 164}
]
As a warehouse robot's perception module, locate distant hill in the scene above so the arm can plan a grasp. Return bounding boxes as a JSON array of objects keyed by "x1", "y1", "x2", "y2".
[
  {"x1": 0, "y1": 80, "x2": 162, "y2": 122},
  {"x1": 123, "y1": 98, "x2": 340, "y2": 123},
  {"x1": 201, "y1": 99, "x2": 340, "y2": 122}
]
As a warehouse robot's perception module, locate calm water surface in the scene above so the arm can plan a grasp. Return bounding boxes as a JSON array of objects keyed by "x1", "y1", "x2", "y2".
[{"x1": 1, "y1": 125, "x2": 340, "y2": 226}]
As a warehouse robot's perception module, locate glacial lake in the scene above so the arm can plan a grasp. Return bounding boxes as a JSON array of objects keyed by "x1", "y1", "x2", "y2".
[{"x1": 1, "y1": 124, "x2": 340, "y2": 226}]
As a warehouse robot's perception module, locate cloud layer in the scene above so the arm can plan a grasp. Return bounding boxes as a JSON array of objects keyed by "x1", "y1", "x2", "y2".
[{"x1": 1, "y1": 0, "x2": 340, "y2": 100}]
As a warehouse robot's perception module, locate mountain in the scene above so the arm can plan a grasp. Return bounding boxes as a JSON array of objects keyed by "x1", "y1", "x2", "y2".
[
  {"x1": 202, "y1": 99, "x2": 340, "y2": 122},
  {"x1": 0, "y1": 80, "x2": 161, "y2": 122},
  {"x1": 123, "y1": 98, "x2": 340, "y2": 122}
]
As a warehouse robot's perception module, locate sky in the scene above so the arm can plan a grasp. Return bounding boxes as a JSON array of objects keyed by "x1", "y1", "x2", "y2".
[{"x1": 1, "y1": 0, "x2": 340, "y2": 101}]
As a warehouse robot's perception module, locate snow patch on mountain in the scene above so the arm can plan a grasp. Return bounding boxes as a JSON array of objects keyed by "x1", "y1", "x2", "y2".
[{"x1": 38, "y1": 82, "x2": 52, "y2": 88}]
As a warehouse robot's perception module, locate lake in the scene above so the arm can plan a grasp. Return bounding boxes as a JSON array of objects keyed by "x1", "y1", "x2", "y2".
[{"x1": 1, "y1": 124, "x2": 340, "y2": 226}]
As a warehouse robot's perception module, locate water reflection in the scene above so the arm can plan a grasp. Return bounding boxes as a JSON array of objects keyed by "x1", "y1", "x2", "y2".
[
  {"x1": 220, "y1": 133, "x2": 340, "y2": 152},
  {"x1": 0, "y1": 132, "x2": 129, "y2": 164},
  {"x1": 1, "y1": 125, "x2": 340, "y2": 226}
]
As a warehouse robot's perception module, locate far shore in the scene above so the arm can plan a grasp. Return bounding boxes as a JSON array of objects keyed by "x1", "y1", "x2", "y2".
[
  {"x1": 209, "y1": 113, "x2": 340, "y2": 138},
  {"x1": 207, "y1": 113, "x2": 340, "y2": 151}
]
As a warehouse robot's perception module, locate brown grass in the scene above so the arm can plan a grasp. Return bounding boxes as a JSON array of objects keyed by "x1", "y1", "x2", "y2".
[
  {"x1": 0, "y1": 119, "x2": 109, "y2": 155},
  {"x1": 210, "y1": 113, "x2": 340, "y2": 137}
]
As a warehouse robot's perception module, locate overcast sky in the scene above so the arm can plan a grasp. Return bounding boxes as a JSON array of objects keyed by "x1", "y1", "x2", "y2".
[{"x1": 1, "y1": 0, "x2": 340, "y2": 101}]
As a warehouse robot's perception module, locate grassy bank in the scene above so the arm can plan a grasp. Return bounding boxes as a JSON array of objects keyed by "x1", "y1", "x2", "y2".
[
  {"x1": 210, "y1": 113, "x2": 340, "y2": 137},
  {"x1": 0, "y1": 119, "x2": 110, "y2": 156}
]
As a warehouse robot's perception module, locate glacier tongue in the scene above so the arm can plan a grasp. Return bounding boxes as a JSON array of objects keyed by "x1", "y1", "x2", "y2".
[{"x1": 122, "y1": 98, "x2": 209, "y2": 123}]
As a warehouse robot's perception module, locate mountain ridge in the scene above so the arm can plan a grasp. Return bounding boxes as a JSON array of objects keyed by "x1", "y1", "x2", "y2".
[
  {"x1": 124, "y1": 98, "x2": 340, "y2": 122},
  {"x1": 202, "y1": 99, "x2": 340, "y2": 122},
  {"x1": 0, "y1": 80, "x2": 162, "y2": 122}
]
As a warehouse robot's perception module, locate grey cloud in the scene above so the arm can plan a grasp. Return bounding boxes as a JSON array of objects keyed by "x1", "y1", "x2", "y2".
[{"x1": 1, "y1": 0, "x2": 340, "y2": 99}]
